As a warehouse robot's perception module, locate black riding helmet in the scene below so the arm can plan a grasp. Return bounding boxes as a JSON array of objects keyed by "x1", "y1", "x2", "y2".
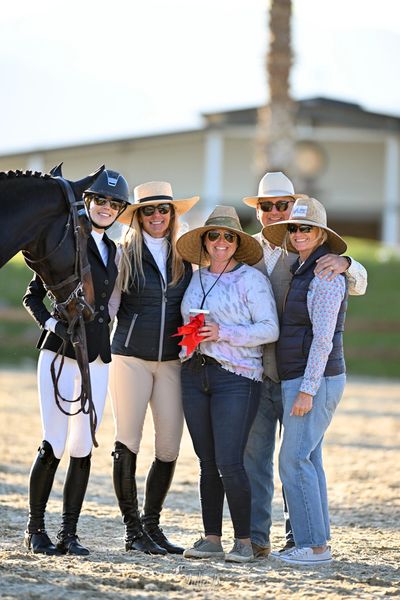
[{"x1": 84, "y1": 169, "x2": 130, "y2": 229}]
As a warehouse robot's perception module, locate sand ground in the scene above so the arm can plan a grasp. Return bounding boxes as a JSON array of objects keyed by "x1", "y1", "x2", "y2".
[{"x1": 0, "y1": 370, "x2": 399, "y2": 599}]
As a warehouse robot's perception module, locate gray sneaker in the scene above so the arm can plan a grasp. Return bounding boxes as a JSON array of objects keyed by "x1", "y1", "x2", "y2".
[
  {"x1": 225, "y1": 539, "x2": 254, "y2": 563},
  {"x1": 183, "y1": 537, "x2": 225, "y2": 559}
]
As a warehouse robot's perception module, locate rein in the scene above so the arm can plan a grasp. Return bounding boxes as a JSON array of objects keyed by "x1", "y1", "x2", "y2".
[{"x1": 25, "y1": 177, "x2": 99, "y2": 448}]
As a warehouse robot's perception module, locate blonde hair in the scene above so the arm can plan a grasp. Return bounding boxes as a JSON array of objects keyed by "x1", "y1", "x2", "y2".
[
  {"x1": 318, "y1": 229, "x2": 328, "y2": 246},
  {"x1": 117, "y1": 207, "x2": 185, "y2": 292}
]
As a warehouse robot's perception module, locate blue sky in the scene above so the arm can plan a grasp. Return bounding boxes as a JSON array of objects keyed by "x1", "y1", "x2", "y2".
[{"x1": 1, "y1": 0, "x2": 399, "y2": 155}]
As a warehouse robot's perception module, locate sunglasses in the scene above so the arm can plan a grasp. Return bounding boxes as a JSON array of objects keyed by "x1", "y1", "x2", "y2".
[
  {"x1": 206, "y1": 230, "x2": 237, "y2": 244},
  {"x1": 92, "y1": 195, "x2": 125, "y2": 211},
  {"x1": 259, "y1": 200, "x2": 292, "y2": 213},
  {"x1": 287, "y1": 224, "x2": 315, "y2": 234},
  {"x1": 139, "y1": 203, "x2": 172, "y2": 216}
]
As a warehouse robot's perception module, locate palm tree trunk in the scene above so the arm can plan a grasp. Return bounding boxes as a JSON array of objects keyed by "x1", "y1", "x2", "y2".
[{"x1": 255, "y1": 0, "x2": 295, "y2": 178}]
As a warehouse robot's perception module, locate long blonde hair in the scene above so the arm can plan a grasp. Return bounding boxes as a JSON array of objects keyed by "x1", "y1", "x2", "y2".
[{"x1": 117, "y1": 207, "x2": 185, "y2": 292}]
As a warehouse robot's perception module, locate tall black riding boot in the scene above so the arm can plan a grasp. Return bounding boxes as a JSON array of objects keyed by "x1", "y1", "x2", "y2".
[
  {"x1": 24, "y1": 440, "x2": 61, "y2": 555},
  {"x1": 141, "y1": 458, "x2": 184, "y2": 554},
  {"x1": 112, "y1": 442, "x2": 166, "y2": 555},
  {"x1": 56, "y1": 454, "x2": 91, "y2": 556}
]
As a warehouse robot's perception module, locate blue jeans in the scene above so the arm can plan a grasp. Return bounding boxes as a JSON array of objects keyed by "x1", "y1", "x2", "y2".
[
  {"x1": 244, "y1": 378, "x2": 283, "y2": 547},
  {"x1": 279, "y1": 374, "x2": 346, "y2": 548},
  {"x1": 181, "y1": 357, "x2": 261, "y2": 539}
]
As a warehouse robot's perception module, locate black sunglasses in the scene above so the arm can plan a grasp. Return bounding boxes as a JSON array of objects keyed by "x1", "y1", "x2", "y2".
[
  {"x1": 259, "y1": 200, "x2": 292, "y2": 213},
  {"x1": 92, "y1": 195, "x2": 125, "y2": 212},
  {"x1": 139, "y1": 203, "x2": 172, "y2": 216},
  {"x1": 206, "y1": 230, "x2": 237, "y2": 244},
  {"x1": 287, "y1": 224, "x2": 315, "y2": 234}
]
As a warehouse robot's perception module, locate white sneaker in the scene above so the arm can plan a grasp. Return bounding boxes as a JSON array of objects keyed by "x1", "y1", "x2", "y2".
[{"x1": 273, "y1": 546, "x2": 332, "y2": 566}]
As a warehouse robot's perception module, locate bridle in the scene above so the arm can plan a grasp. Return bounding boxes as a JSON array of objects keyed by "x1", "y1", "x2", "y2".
[
  {"x1": 23, "y1": 177, "x2": 95, "y2": 322},
  {"x1": 23, "y1": 177, "x2": 99, "y2": 447}
]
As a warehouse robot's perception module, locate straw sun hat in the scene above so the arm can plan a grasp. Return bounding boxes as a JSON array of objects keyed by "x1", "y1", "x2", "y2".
[
  {"x1": 243, "y1": 171, "x2": 306, "y2": 207},
  {"x1": 176, "y1": 205, "x2": 263, "y2": 266},
  {"x1": 118, "y1": 181, "x2": 199, "y2": 225},
  {"x1": 262, "y1": 196, "x2": 347, "y2": 255}
]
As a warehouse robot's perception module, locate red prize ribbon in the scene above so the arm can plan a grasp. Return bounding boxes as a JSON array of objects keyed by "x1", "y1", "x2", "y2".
[{"x1": 172, "y1": 313, "x2": 205, "y2": 354}]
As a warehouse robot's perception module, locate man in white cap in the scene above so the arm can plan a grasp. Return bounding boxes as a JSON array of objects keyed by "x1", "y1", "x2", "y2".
[{"x1": 243, "y1": 172, "x2": 367, "y2": 558}]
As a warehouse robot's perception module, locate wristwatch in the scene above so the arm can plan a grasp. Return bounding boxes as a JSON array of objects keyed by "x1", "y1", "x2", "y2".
[{"x1": 344, "y1": 256, "x2": 352, "y2": 270}]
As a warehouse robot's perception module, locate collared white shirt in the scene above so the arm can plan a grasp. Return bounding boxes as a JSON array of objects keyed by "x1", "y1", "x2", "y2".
[
  {"x1": 261, "y1": 236, "x2": 283, "y2": 276},
  {"x1": 91, "y1": 230, "x2": 108, "y2": 266}
]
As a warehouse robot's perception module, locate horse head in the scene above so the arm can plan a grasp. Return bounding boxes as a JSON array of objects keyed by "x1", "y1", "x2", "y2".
[
  {"x1": 59, "y1": 167, "x2": 107, "y2": 325},
  {"x1": 14, "y1": 166, "x2": 105, "y2": 324},
  {"x1": 46, "y1": 165, "x2": 106, "y2": 325}
]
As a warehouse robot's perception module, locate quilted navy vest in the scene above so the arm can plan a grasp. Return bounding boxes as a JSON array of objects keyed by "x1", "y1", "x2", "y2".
[{"x1": 277, "y1": 244, "x2": 348, "y2": 381}]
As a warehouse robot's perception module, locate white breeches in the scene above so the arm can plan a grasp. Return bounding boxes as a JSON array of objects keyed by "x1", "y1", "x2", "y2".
[{"x1": 38, "y1": 349, "x2": 109, "y2": 459}]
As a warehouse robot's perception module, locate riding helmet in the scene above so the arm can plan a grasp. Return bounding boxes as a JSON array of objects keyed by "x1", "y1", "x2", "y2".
[{"x1": 84, "y1": 169, "x2": 130, "y2": 204}]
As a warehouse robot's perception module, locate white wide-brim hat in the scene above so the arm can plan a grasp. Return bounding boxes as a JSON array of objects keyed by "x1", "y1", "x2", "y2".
[
  {"x1": 119, "y1": 181, "x2": 199, "y2": 225},
  {"x1": 177, "y1": 205, "x2": 263, "y2": 266},
  {"x1": 243, "y1": 171, "x2": 306, "y2": 207},
  {"x1": 262, "y1": 196, "x2": 347, "y2": 255}
]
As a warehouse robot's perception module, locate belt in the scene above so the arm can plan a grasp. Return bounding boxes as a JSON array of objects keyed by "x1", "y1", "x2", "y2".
[{"x1": 191, "y1": 353, "x2": 221, "y2": 367}]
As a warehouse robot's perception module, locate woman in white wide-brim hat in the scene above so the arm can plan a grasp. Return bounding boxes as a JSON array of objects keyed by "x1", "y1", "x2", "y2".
[
  {"x1": 108, "y1": 181, "x2": 199, "y2": 556},
  {"x1": 263, "y1": 196, "x2": 348, "y2": 567},
  {"x1": 177, "y1": 205, "x2": 279, "y2": 563}
]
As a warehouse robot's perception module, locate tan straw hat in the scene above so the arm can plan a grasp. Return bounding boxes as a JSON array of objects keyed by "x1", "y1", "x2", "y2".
[
  {"x1": 176, "y1": 205, "x2": 263, "y2": 266},
  {"x1": 262, "y1": 196, "x2": 347, "y2": 254},
  {"x1": 243, "y1": 171, "x2": 306, "y2": 208},
  {"x1": 119, "y1": 181, "x2": 199, "y2": 225}
]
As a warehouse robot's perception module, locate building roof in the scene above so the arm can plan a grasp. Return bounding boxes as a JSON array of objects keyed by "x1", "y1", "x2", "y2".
[
  {"x1": 203, "y1": 97, "x2": 400, "y2": 132},
  {"x1": 2, "y1": 97, "x2": 399, "y2": 159}
]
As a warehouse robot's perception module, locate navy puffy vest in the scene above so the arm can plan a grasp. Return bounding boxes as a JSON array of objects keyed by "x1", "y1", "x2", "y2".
[
  {"x1": 111, "y1": 243, "x2": 192, "y2": 361},
  {"x1": 277, "y1": 244, "x2": 348, "y2": 381}
]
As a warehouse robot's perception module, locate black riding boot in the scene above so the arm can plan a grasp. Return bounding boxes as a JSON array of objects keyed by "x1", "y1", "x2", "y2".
[
  {"x1": 56, "y1": 454, "x2": 91, "y2": 556},
  {"x1": 112, "y1": 442, "x2": 166, "y2": 555},
  {"x1": 141, "y1": 458, "x2": 184, "y2": 554},
  {"x1": 24, "y1": 440, "x2": 61, "y2": 555}
]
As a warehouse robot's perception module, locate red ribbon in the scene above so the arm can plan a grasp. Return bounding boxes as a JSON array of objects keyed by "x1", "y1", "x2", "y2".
[{"x1": 172, "y1": 313, "x2": 205, "y2": 355}]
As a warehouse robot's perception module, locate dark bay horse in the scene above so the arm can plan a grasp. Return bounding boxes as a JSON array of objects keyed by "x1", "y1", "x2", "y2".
[{"x1": 0, "y1": 166, "x2": 104, "y2": 445}]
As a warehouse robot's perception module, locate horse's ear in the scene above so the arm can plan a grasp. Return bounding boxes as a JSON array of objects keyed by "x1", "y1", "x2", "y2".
[
  {"x1": 74, "y1": 165, "x2": 105, "y2": 197},
  {"x1": 50, "y1": 162, "x2": 63, "y2": 177},
  {"x1": 90, "y1": 165, "x2": 105, "y2": 178}
]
